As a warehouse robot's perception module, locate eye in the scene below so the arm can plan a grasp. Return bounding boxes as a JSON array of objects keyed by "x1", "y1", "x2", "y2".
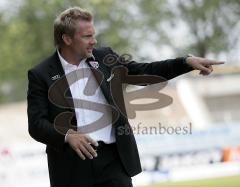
[{"x1": 83, "y1": 35, "x2": 93, "y2": 38}]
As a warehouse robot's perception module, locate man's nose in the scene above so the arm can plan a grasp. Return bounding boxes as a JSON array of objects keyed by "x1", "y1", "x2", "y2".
[{"x1": 90, "y1": 38, "x2": 97, "y2": 45}]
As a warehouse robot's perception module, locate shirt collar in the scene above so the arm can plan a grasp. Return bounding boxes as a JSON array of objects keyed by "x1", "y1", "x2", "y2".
[
  {"x1": 57, "y1": 49, "x2": 77, "y2": 70},
  {"x1": 57, "y1": 49, "x2": 96, "y2": 69}
]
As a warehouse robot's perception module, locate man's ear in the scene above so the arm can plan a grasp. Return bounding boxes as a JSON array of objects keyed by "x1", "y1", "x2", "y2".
[{"x1": 62, "y1": 34, "x2": 72, "y2": 46}]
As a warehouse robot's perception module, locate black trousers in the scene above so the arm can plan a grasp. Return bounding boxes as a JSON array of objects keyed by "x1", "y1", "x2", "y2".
[{"x1": 68, "y1": 142, "x2": 133, "y2": 187}]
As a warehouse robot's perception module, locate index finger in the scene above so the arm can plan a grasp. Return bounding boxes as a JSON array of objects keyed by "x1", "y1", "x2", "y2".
[{"x1": 204, "y1": 60, "x2": 225, "y2": 65}]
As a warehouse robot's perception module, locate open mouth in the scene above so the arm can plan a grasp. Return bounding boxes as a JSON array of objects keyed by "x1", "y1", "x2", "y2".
[{"x1": 87, "y1": 48, "x2": 93, "y2": 53}]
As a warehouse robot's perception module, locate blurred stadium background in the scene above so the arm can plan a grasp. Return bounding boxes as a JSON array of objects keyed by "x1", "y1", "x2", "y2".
[{"x1": 0, "y1": 0, "x2": 240, "y2": 187}]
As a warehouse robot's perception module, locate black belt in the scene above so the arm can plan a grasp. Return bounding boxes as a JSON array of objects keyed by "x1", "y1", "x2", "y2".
[{"x1": 92, "y1": 141, "x2": 116, "y2": 150}]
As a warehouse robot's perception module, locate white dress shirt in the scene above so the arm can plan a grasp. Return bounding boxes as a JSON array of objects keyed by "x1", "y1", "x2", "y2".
[{"x1": 57, "y1": 50, "x2": 115, "y2": 143}]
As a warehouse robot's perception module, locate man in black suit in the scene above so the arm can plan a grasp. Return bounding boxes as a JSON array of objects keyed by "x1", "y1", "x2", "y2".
[{"x1": 27, "y1": 7, "x2": 224, "y2": 187}]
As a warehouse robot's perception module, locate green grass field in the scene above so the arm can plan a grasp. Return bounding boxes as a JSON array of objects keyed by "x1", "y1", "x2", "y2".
[{"x1": 145, "y1": 175, "x2": 240, "y2": 187}]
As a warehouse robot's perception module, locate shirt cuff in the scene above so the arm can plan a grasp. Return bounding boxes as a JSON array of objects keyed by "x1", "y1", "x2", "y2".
[{"x1": 64, "y1": 129, "x2": 72, "y2": 142}]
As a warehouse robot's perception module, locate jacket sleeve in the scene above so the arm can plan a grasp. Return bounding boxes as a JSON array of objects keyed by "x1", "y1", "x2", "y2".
[
  {"x1": 108, "y1": 48, "x2": 193, "y2": 79},
  {"x1": 27, "y1": 69, "x2": 66, "y2": 151}
]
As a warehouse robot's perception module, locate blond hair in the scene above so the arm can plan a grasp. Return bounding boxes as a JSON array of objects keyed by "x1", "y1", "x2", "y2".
[{"x1": 54, "y1": 7, "x2": 93, "y2": 47}]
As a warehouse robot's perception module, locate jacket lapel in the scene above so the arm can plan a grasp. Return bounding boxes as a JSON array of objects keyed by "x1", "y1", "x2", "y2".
[
  {"x1": 48, "y1": 52, "x2": 75, "y2": 110},
  {"x1": 86, "y1": 53, "x2": 112, "y2": 104}
]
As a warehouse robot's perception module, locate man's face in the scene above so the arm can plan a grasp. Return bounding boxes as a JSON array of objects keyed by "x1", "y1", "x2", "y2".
[{"x1": 69, "y1": 20, "x2": 97, "y2": 59}]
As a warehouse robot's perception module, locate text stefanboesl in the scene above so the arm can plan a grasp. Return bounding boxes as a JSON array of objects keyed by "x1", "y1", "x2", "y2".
[{"x1": 117, "y1": 122, "x2": 192, "y2": 135}]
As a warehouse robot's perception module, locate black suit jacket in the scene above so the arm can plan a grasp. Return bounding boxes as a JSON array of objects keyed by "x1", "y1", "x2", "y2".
[{"x1": 27, "y1": 47, "x2": 193, "y2": 186}]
